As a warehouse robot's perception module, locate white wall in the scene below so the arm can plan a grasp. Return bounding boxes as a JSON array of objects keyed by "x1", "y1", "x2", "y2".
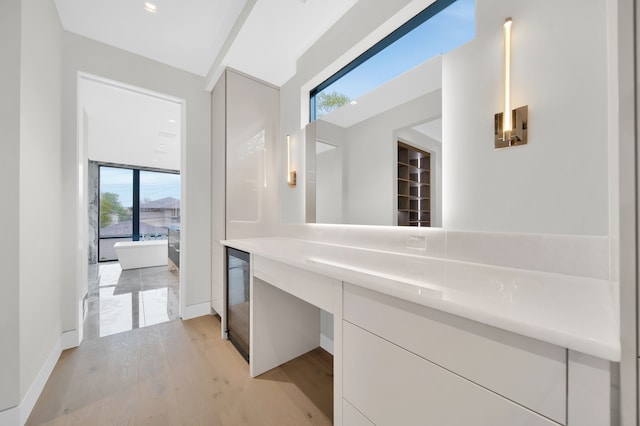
[
  {"x1": 442, "y1": 0, "x2": 609, "y2": 235},
  {"x1": 0, "y1": 0, "x2": 22, "y2": 414},
  {"x1": 61, "y1": 33, "x2": 212, "y2": 333},
  {"x1": 19, "y1": 0, "x2": 65, "y2": 400},
  {"x1": 211, "y1": 72, "x2": 226, "y2": 315}
]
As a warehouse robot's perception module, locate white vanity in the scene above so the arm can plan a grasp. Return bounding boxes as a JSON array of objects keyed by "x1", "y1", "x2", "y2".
[{"x1": 222, "y1": 237, "x2": 619, "y2": 426}]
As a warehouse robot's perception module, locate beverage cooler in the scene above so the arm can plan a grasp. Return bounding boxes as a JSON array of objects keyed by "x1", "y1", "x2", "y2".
[{"x1": 226, "y1": 247, "x2": 250, "y2": 361}]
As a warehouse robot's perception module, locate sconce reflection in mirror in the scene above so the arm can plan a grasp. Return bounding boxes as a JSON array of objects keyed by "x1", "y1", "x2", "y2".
[
  {"x1": 287, "y1": 134, "x2": 297, "y2": 187},
  {"x1": 495, "y1": 17, "x2": 528, "y2": 149}
]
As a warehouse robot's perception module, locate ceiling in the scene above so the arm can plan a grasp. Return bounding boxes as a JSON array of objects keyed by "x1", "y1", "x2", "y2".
[
  {"x1": 63, "y1": 0, "x2": 361, "y2": 170},
  {"x1": 55, "y1": 0, "x2": 359, "y2": 86},
  {"x1": 82, "y1": 78, "x2": 182, "y2": 171},
  {"x1": 221, "y1": 0, "x2": 358, "y2": 86}
]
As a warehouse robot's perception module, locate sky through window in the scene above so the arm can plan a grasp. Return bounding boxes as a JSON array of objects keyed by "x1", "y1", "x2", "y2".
[{"x1": 312, "y1": 0, "x2": 475, "y2": 119}]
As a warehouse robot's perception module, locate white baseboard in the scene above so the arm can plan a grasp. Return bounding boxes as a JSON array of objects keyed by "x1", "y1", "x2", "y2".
[
  {"x1": 0, "y1": 406, "x2": 19, "y2": 426},
  {"x1": 0, "y1": 330, "x2": 73, "y2": 426},
  {"x1": 181, "y1": 302, "x2": 213, "y2": 320},
  {"x1": 320, "y1": 334, "x2": 334, "y2": 355},
  {"x1": 61, "y1": 329, "x2": 80, "y2": 351},
  {"x1": 19, "y1": 335, "x2": 64, "y2": 425}
]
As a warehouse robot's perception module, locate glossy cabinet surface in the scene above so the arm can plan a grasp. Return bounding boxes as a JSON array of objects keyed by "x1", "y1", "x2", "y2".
[
  {"x1": 344, "y1": 283, "x2": 567, "y2": 423},
  {"x1": 211, "y1": 69, "x2": 279, "y2": 317},
  {"x1": 210, "y1": 71, "x2": 226, "y2": 315},
  {"x1": 225, "y1": 70, "x2": 279, "y2": 239},
  {"x1": 343, "y1": 399, "x2": 374, "y2": 426},
  {"x1": 343, "y1": 321, "x2": 559, "y2": 426}
]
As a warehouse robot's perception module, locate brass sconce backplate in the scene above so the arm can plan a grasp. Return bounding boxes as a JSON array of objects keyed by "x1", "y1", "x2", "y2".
[
  {"x1": 494, "y1": 105, "x2": 528, "y2": 149},
  {"x1": 288, "y1": 170, "x2": 297, "y2": 187}
]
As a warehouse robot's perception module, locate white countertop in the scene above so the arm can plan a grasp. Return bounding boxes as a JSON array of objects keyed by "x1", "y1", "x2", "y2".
[{"x1": 222, "y1": 237, "x2": 620, "y2": 361}]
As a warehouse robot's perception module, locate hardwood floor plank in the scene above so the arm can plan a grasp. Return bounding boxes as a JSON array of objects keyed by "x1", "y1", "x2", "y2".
[{"x1": 27, "y1": 315, "x2": 333, "y2": 425}]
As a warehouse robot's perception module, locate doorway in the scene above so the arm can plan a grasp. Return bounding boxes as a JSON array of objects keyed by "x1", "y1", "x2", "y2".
[{"x1": 78, "y1": 73, "x2": 186, "y2": 340}]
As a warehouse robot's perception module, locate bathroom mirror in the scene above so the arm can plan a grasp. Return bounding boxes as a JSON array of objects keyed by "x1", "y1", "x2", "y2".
[
  {"x1": 298, "y1": 0, "x2": 610, "y2": 236},
  {"x1": 305, "y1": 56, "x2": 443, "y2": 227}
]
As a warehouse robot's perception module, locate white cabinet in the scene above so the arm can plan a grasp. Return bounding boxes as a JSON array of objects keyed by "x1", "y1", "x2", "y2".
[
  {"x1": 343, "y1": 322, "x2": 559, "y2": 426},
  {"x1": 343, "y1": 283, "x2": 567, "y2": 425},
  {"x1": 253, "y1": 256, "x2": 338, "y2": 314},
  {"x1": 211, "y1": 69, "x2": 279, "y2": 318},
  {"x1": 211, "y1": 71, "x2": 226, "y2": 316},
  {"x1": 343, "y1": 399, "x2": 374, "y2": 426}
]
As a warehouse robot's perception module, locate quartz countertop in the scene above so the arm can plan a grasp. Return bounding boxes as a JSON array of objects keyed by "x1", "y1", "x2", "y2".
[{"x1": 222, "y1": 237, "x2": 620, "y2": 361}]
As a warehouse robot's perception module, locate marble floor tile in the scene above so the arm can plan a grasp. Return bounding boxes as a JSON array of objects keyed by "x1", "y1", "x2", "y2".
[{"x1": 85, "y1": 262, "x2": 180, "y2": 340}]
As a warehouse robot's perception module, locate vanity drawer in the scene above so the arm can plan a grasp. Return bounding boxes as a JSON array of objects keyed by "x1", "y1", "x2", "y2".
[
  {"x1": 343, "y1": 399, "x2": 374, "y2": 426},
  {"x1": 253, "y1": 256, "x2": 339, "y2": 314},
  {"x1": 343, "y1": 283, "x2": 567, "y2": 424},
  {"x1": 343, "y1": 321, "x2": 560, "y2": 426}
]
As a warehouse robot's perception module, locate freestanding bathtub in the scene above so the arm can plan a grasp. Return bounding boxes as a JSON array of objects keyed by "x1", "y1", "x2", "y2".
[{"x1": 114, "y1": 240, "x2": 168, "y2": 270}]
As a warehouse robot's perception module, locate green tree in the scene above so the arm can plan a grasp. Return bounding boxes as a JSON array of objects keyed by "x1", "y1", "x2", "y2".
[
  {"x1": 100, "y1": 192, "x2": 128, "y2": 227},
  {"x1": 316, "y1": 91, "x2": 352, "y2": 117}
]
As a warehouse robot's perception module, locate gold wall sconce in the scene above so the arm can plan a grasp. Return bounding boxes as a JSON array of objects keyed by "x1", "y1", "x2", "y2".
[
  {"x1": 495, "y1": 17, "x2": 528, "y2": 149},
  {"x1": 287, "y1": 134, "x2": 297, "y2": 187}
]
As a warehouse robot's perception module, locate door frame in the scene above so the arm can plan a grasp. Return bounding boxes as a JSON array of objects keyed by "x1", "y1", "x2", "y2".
[{"x1": 75, "y1": 72, "x2": 188, "y2": 343}]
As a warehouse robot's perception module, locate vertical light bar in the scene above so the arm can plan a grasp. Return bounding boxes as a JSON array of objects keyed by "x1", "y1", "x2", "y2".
[
  {"x1": 286, "y1": 134, "x2": 291, "y2": 185},
  {"x1": 503, "y1": 17, "x2": 512, "y2": 135}
]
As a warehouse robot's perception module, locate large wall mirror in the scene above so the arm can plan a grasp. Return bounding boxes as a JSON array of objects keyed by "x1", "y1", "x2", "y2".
[
  {"x1": 305, "y1": 0, "x2": 473, "y2": 227},
  {"x1": 306, "y1": 57, "x2": 444, "y2": 226}
]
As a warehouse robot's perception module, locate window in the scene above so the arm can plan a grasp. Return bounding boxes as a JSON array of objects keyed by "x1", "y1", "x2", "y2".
[
  {"x1": 98, "y1": 165, "x2": 180, "y2": 262},
  {"x1": 139, "y1": 170, "x2": 181, "y2": 240},
  {"x1": 310, "y1": 0, "x2": 475, "y2": 121}
]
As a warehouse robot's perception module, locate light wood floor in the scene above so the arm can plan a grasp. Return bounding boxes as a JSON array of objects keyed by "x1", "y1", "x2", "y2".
[{"x1": 27, "y1": 316, "x2": 333, "y2": 425}]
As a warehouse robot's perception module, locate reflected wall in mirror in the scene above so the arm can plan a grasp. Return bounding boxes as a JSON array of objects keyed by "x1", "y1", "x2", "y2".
[{"x1": 306, "y1": 56, "x2": 443, "y2": 227}]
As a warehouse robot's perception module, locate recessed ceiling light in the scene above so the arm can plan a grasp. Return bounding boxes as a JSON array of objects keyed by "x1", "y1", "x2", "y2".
[
  {"x1": 168, "y1": 119, "x2": 176, "y2": 123},
  {"x1": 350, "y1": 100, "x2": 358, "y2": 105},
  {"x1": 153, "y1": 158, "x2": 158, "y2": 162},
  {"x1": 159, "y1": 143, "x2": 166, "y2": 148},
  {"x1": 144, "y1": 2, "x2": 157, "y2": 14}
]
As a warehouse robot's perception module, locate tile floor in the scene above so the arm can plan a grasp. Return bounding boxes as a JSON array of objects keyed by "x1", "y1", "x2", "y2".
[{"x1": 84, "y1": 262, "x2": 179, "y2": 339}]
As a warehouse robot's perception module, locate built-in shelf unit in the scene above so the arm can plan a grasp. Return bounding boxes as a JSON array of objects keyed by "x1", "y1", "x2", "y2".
[{"x1": 397, "y1": 142, "x2": 431, "y2": 227}]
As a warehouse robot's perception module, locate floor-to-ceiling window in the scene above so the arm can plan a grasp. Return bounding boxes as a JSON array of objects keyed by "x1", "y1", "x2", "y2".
[
  {"x1": 139, "y1": 170, "x2": 181, "y2": 239},
  {"x1": 99, "y1": 166, "x2": 134, "y2": 261},
  {"x1": 98, "y1": 165, "x2": 180, "y2": 261}
]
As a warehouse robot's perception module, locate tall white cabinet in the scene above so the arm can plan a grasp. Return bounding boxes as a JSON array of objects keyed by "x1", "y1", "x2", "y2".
[{"x1": 210, "y1": 69, "x2": 279, "y2": 319}]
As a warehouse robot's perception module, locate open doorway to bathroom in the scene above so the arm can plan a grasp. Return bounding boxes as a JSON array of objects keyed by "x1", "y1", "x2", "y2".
[{"x1": 80, "y1": 75, "x2": 184, "y2": 339}]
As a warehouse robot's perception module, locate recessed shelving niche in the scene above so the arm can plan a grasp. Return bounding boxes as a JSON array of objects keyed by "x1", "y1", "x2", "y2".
[{"x1": 397, "y1": 142, "x2": 430, "y2": 227}]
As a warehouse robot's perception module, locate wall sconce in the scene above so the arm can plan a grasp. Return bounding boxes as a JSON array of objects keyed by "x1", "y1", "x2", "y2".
[
  {"x1": 287, "y1": 134, "x2": 297, "y2": 187},
  {"x1": 495, "y1": 17, "x2": 528, "y2": 149}
]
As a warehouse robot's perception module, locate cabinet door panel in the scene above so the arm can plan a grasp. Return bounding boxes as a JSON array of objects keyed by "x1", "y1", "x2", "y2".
[
  {"x1": 344, "y1": 283, "x2": 566, "y2": 423},
  {"x1": 343, "y1": 399, "x2": 374, "y2": 426},
  {"x1": 343, "y1": 321, "x2": 559, "y2": 426}
]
